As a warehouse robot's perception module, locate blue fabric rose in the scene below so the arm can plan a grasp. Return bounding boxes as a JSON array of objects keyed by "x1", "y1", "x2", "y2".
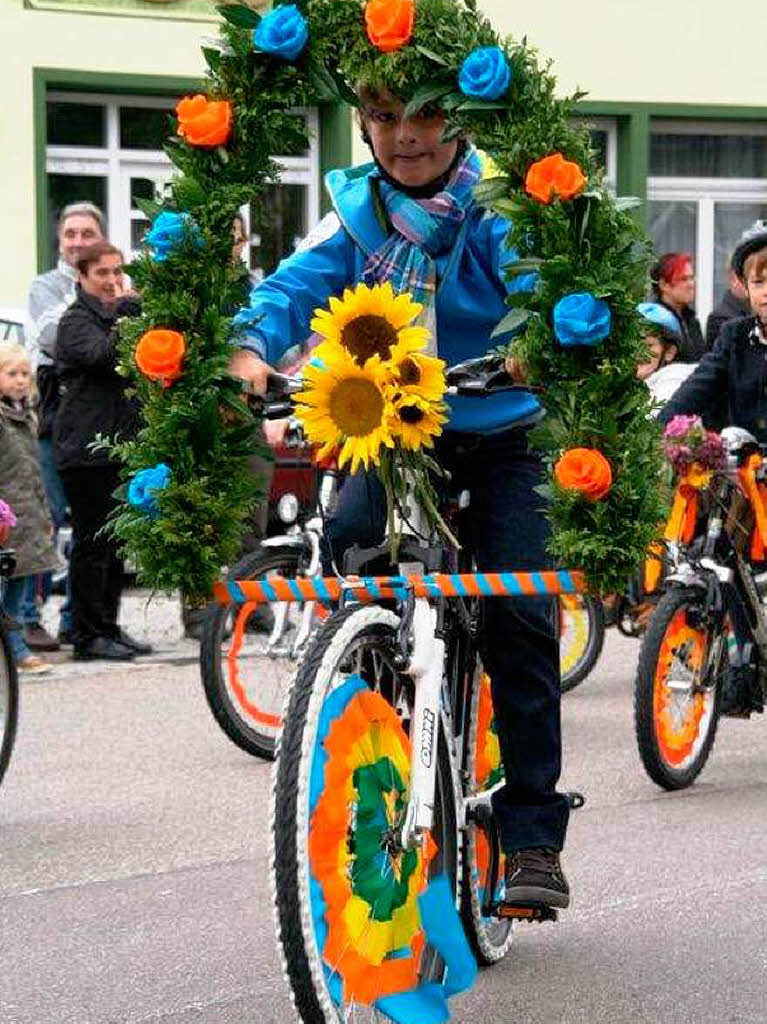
[
  {"x1": 458, "y1": 46, "x2": 511, "y2": 101},
  {"x1": 128, "y1": 463, "x2": 171, "y2": 518},
  {"x1": 553, "y1": 293, "x2": 612, "y2": 346},
  {"x1": 144, "y1": 212, "x2": 202, "y2": 262},
  {"x1": 253, "y1": 4, "x2": 309, "y2": 61}
]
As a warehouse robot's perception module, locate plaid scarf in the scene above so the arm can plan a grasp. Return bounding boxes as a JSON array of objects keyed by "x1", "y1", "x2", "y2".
[{"x1": 363, "y1": 146, "x2": 482, "y2": 352}]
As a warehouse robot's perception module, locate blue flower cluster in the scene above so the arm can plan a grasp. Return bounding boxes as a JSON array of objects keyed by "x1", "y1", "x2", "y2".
[
  {"x1": 144, "y1": 212, "x2": 203, "y2": 263},
  {"x1": 253, "y1": 4, "x2": 309, "y2": 61},
  {"x1": 553, "y1": 292, "x2": 612, "y2": 346},
  {"x1": 458, "y1": 46, "x2": 511, "y2": 101},
  {"x1": 128, "y1": 463, "x2": 171, "y2": 519}
]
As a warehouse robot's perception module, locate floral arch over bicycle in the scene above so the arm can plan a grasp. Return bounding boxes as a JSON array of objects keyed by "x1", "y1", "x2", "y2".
[{"x1": 108, "y1": 0, "x2": 665, "y2": 602}]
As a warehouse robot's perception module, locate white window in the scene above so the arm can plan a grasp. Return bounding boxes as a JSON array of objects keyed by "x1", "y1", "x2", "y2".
[
  {"x1": 571, "y1": 116, "x2": 617, "y2": 192},
  {"x1": 45, "y1": 91, "x2": 321, "y2": 273},
  {"x1": 648, "y1": 120, "x2": 767, "y2": 330}
]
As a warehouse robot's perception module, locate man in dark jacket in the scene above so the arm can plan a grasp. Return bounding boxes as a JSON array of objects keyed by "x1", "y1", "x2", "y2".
[
  {"x1": 705, "y1": 264, "x2": 750, "y2": 349},
  {"x1": 54, "y1": 241, "x2": 151, "y2": 661}
]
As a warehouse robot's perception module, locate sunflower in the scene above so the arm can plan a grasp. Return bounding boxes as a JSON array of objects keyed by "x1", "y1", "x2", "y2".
[
  {"x1": 390, "y1": 351, "x2": 446, "y2": 402},
  {"x1": 295, "y1": 352, "x2": 395, "y2": 473},
  {"x1": 390, "y1": 392, "x2": 447, "y2": 451},
  {"x1": 311, "y1": 281, "x2": 430, "y2": 367}
]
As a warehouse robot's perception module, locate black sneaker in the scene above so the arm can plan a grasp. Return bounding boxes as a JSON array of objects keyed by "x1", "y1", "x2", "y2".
[
  {"x1": 721, "y1": 664, "x2": 764, "y2": 718},
  {"x1": 504, "y1": 847, "x2": 570, "y2": 909},
  {"x1": 73, "y1": 636, "x2": 136, "y2": 662},
  {"x1": 115, "y1": 629, "x2": 153, "y2": 656}
]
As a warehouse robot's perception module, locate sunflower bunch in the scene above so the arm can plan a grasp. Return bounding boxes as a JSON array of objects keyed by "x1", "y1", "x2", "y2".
[{"x1": 294, "y1": 282, "x2": 451, "y2": 555}]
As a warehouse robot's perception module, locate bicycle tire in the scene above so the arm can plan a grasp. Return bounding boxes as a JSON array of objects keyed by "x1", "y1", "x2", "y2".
[
  {"x1": 560, "y1": 594, "x2": 606, "y2": 693},
  {"x1": 0, "y1": 618, "x2": 19, "y2": 788},
  {"x1": 199, "y1": 545, "x2": 305, "y2": 760},
  {"x1": 634, "y1": 587, "x2": 722, "y2": 790},
  {"x1": 271, "y1": 604, "x2": 460, "y2": 1024},
  {"x1": 460, "y1": 667, "x2": 513, "y2": 965}
]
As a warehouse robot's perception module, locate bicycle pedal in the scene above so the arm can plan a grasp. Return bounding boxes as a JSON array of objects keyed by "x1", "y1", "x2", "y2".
[{"x1": 495, "y1": 902, "x2": 558, "y2": 923}]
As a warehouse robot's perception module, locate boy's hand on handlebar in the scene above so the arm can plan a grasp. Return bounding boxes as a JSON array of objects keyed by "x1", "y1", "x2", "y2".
[
  {"x1": 505, "y1": 355, "x2": 527, "y2": 384},
  {"x1": 264, "y1": 418, "x2": 290, "y2": 448},
  {"x1": 228, "y1": 348, "x2": 272, "y2": 395}
]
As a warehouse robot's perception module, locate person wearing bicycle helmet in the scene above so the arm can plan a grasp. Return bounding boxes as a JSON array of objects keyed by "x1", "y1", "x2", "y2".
[
  {"x1": 230, "y1": 78, "x2": 571, "y2": 911},
  {"x1": 636, "y1": 301, "x2": 695, "y2": 411}
]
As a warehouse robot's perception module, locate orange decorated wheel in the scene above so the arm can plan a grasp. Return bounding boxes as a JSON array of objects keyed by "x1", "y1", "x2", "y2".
[{"x1": 634, "y1": 587, "x2": 723, "y2": 790}]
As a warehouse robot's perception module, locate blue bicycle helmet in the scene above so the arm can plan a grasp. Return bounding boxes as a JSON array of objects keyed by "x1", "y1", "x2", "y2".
[{"x1": 637, "y1": 302, "x2": 683, "y2": 343}]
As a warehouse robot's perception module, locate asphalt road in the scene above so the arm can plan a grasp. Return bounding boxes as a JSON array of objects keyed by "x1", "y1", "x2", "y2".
[{"x1": 1, "y1": 627, "x2": 766, "y2": 1024}]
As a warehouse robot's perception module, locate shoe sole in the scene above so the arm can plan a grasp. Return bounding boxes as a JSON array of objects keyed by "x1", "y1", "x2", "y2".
[{"x1": 504, "y1": 885, "x2": 570, "y2": 909}]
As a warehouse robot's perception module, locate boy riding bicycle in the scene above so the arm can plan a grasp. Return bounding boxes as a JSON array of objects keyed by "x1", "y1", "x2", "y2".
[{"x1": 230, "y1": 90, "x2": 571, "y2": 909}]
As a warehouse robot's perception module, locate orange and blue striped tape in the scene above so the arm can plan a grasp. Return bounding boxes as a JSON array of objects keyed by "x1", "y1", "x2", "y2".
[{"x1": 214, "y1": 570, "x2": 585, "y2": 606}]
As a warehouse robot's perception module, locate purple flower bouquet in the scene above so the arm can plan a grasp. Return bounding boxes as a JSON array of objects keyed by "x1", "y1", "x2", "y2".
[{"x1": 663, "y1": 415, "x2": 726, "y2": 476}]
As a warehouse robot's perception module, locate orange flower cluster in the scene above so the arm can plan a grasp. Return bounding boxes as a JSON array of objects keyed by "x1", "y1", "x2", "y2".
[
  {"x1": 364, "y1": 0, "x2": 414, "y2": 52},
  {"x1": 525, "y1": 152, "x2": 586, "y2": 204},
  {"x1": 176, "y1": 95, "x2": 233, "y2": 148},
  {"x1": 135, "y1": 329, "x2": 187, "y2": 388},
  {"x1": 554, "y1": 448, "x2": 612, "y2": 502}
]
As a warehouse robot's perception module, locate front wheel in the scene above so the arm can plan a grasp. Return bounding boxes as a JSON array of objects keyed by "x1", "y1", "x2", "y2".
[
  {"x1": 634, "y1": 587, "x2": 723, "y2": 790},
  {"x1": 271, "y1": 604, "x2": 460, "y2": 1023},
  {"x1": 0, "y1": 616, "x2": 19, "y2": 788}
]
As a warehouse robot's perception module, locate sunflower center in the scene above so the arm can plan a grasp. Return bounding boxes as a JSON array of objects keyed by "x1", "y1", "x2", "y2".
[
  {"x1": 341, "y1": 315, "x2": 399, "y2": 364},
  {"x1": 398, "y1": 404, "x2": 426, "y2": 425},
  {"x1": 329, "y1": 377, "x2": 384, "y2": 436},
  {"x1": 398, "y1": 357, "x2": 422, "y2": 386}
]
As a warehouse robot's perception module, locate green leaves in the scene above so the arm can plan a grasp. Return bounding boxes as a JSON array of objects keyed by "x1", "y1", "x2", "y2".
[
  {"x1": 403, "y1": 80, "x2": 455, "y2": 119},
  {"x1": 216, "y1": 3, "x2": 261, "y2": 29},
  {"x1": 491, "y1": 308, "x2": 532, "y2": 338}
]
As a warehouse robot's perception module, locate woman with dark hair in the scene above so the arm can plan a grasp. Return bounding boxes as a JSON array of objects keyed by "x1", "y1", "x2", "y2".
[
  {"x1": 650, "y1": 251, "x2": 706, "y2": 361},
  {"x1": 54, "y1": 241, "x2": 152, "y2": 661}
]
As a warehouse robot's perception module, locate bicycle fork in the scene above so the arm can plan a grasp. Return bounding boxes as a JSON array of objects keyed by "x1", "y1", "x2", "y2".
[{"x1": 400, "y1": 599, "x2": 444, "y2": 852}]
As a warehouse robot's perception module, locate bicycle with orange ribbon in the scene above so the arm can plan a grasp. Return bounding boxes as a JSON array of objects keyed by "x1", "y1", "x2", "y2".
[{"x1": 634, "y1": 424, "x2": 767, "y2": 790}]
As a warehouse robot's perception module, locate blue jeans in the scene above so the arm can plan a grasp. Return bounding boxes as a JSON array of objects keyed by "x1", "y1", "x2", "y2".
[
  {"x1": 1, "y1": 577, "x2": 32, "y2": 661},
  {"x1": 323, "y1": 428, "x2": 570, "y2": 854},
  {"x1": 34, "y1": 437, "x2": 72, "y2": 633}
]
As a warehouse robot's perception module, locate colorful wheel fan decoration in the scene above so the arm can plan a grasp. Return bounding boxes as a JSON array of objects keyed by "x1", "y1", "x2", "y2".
[
  {"x1": 308, "y1": 674, "x2": 476, "y2": 1021},
  {"x1": 473, "y1": 674, "x2": 505, "y2": 910}
]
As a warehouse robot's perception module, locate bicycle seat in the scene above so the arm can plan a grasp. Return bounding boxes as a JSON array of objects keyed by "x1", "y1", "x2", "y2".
[{"x1": 446, "y1": 354, "x2": 534, "y2": 397}]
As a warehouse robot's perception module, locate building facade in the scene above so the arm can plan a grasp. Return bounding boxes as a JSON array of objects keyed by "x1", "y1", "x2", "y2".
[{"x1": 4, "y1": 0, "x2": 767, "y2": 330}]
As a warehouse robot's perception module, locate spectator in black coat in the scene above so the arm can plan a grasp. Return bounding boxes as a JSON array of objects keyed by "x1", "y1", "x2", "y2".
[
  {"x1": 705, "y1": 263, "x2": 751, "y2": 349},
  {"x1": 650, "y1": 252, "x2": 706, "y2": 361},
  {"x1": 54, "y1": 241, "x2": 152, "y2": 661}
]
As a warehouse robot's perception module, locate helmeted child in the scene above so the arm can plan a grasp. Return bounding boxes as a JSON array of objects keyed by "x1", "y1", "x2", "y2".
[
  {"x1": 636, "y1": 301, "x2": 695, "y2": 413},
  {"x1": 231, "y1": 83, "x2": 571, "y2": 906},
  {"x1": 0, "y1": 342, "x2": 60, "y2": 674}
]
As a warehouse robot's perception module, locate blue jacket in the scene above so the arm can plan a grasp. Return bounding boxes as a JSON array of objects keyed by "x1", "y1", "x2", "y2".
[{"x1": 239, "y1": 162, "x2": 541, "y2": 434}]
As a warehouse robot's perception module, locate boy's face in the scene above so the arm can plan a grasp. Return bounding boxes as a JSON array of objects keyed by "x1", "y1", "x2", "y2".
[
  {"x1": 744, "y1": 251, "x2": 767, "y2": 324},
  {"x1": 360, "y1": 91, "x2": 459, "y2": 189},
  {"x1": 637, "y1": 335, "x2": 676, "y2": 380},
  {"x1": 79, "y1": 253, "x2": 124, "y2": 307}
]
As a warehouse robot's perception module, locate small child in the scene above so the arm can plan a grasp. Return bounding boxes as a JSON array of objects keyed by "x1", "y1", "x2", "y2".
[
  {"x1": 0, "y1": 342, "x2": 60, "y2": 674},
  {"x1": 636, "y1": 302, "x2": 696, "y2": 412}
]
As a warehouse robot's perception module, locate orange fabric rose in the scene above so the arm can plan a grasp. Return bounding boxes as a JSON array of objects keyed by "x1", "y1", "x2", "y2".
[
  {"x1": 554, "y1": 448, "x2": 612, "y2": 502},
  {"x1": 364, "y1": 0, "x2": 414, "y2": 52},
  {"x1": 525, "y1": 153, "x2": 586, "y2": 204},
  {"x1": 135, "y1": 329, "x2": 187, "y2": 387},
  {"x1": 176, "y1": 95, "x2": 233, "y2": 148}
]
